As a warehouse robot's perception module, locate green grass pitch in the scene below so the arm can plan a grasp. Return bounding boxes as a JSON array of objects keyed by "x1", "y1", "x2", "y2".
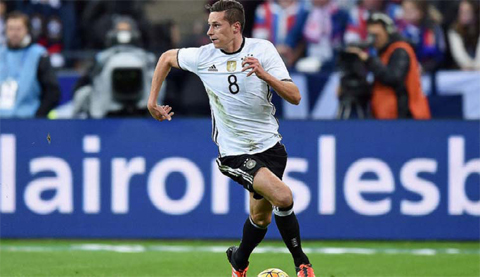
[{"x1": 0, "y1": 240, "x2": 479, "y2": 277}]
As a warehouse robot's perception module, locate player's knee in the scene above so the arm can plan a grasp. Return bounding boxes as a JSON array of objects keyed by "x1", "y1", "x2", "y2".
[
  {"x1": 250, "y1": 212, "x2": 272, "y2": 228},
  {"x1": 273, "y1": 188, "x2": 293, "y2": 209}
]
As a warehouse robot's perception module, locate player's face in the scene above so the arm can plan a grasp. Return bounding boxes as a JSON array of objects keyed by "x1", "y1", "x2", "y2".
[{"x1": 207, "y1": 11, "x2": 236, "y2": 50}]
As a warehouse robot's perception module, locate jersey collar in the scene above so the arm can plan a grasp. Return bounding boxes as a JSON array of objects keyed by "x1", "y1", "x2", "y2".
[{"x1": 221, "y1": 37, "x2": 245, "y2": 55}]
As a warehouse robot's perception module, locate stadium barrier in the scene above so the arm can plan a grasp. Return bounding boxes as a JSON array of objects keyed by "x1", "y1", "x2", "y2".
[
  {"x1": 57, "y1": 70, "x2": 480, "y2": 119},
  {"x1": 281, "y1": 70, "x2": 480, "y2": 120},
  {"x1": 1, "y1": 119, "x2": 479, "y2": 240}
]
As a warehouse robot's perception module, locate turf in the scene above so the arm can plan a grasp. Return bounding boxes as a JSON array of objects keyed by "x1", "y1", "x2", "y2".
[{"x1": 0, "y1": 240, "x2": 479, "y2": 277}]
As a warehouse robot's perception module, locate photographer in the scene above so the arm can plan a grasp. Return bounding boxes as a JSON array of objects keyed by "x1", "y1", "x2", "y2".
[{"x1": 347, "y1": 13, "x2": 431, "y2": 119}]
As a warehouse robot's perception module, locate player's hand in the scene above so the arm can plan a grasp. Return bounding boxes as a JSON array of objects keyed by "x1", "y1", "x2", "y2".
[
  {"x1": 148, "y1": 104, "x2": 174, "y2": 121},
  {"x1": 242, "y1": 57, "x2": 267, "y2": 79}
]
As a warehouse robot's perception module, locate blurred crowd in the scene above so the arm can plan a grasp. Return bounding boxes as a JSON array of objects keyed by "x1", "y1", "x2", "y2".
[
  {"x1": 0, "y1": 0, "x2": 479, "y2": 119},
  {"x1": 250, "y1": 0, "x2": 479, "y2": 72},
  {"x1": 0, "y1": 0, "x2": 177, "y2": 65}
]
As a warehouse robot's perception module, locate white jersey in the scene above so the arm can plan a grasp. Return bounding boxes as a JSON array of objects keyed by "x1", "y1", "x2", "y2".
[{"x1": 178, "y1": 37, "x2": 291, "y2": 157}]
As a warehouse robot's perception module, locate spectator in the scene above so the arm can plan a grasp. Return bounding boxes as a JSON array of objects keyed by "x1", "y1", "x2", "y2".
[
  {"x1": 337, "y1": 0, "x2": 357, "y2": 10},
  {"x1": 80, "y1": 1, "x2": 151, "y2": 49},
  {"x1": 280, "y1": 0, "x2": 349, "y2": 69},
  {"x1": 14, "y1": 0, "x2": 77, "y2": 51},
  {"x1": 252, "y1": 0, "x2": 308, "y2": 46},
  {"x1": 344, "y1": 0, "x2": 402, "y2": 44},
  {"x1": 0, "y1": 1, "x2": 5, "y2": 45},
  {"x1": 0, "y1": 11, "x2": 60, "y2": 118},
  {"x1": 447, "y1": 0, "x2": 480, "y2": 71},
  {"x1": 398, "y1": 0, "x2": 446, "y2": 72},
  {"x1": 105, "y1": 15, "x2": 142, "y2": 48},
  {"x1": 239, "y1": 0, "x2": 264, "y2": 38},
  {"x1": 430, "y1": 0, "x2": 459, "y2": 30},
  {"x1": 72, "y1": 16, "x2": 157, "y2": 118},
  {"x1": 346, "y1": 12, "x2": 431, "y2": 119}
]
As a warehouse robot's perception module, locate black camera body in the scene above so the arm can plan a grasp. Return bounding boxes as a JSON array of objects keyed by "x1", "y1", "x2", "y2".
[
  {"x1": 338, "y1": 43, "x2": 371, "y2": 101},
  {"x1": 336, "y1": 42, "x2": 372, "y2": 119}
]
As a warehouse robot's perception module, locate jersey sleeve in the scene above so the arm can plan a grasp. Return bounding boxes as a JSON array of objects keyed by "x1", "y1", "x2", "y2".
[
  {"x1": 262, "y1": 41, "x2": 292, "y2": 82},
  {"x1": 177, "y1": 47, "x2": 200, "y2": 73}
]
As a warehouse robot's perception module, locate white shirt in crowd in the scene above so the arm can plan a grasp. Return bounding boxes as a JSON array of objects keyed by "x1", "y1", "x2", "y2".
[{"x1": 447, "y1": 29, "x2": 480, "y2": 70}]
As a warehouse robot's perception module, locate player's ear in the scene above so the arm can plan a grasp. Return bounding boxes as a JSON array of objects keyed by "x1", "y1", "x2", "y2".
[{"x1": 232, "y1": 22, "x2": 241, "y2": 34}]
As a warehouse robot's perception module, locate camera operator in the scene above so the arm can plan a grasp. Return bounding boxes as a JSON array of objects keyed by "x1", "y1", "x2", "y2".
[
  {"x1": 346, "y1": 12, "x2": 431, "y2": 119},
  {"x1": 72, "y1": 15, "x2": 158, "y2": 118}
]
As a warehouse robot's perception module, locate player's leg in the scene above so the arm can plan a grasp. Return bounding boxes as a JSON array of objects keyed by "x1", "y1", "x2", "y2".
[
  {"x1": 231, "y1": 194, "x2": 272, "y2": 270},
  {"x1": 218, "y1": 156, "x2": 269, "y2": 276},
  {"x1": 253, "y1": 168, "x2": 313, "y2": 274},
  {"x1": 251, "y1": 167, "x2": 292, "y2": 208}
]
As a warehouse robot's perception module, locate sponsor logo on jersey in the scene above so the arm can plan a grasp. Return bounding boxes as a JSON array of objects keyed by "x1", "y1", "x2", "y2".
[
  {"x1": 208, "y1": 64, "x2": 218, "y2": 72},
  {"x1": 227, "y1": 61, "x2": 237, "y2": 72}
]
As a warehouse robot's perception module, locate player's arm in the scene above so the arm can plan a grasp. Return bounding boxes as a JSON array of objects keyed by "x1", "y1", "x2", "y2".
[
  {"x1": 262, "y1": 73, "x2": 301, "y2": 105},
  {"x1": 147, "y1": 49, "x2": 180, "y2": 121},
  {"x1": 242, "y1": 57, "x2": 301, "y2": 105}
]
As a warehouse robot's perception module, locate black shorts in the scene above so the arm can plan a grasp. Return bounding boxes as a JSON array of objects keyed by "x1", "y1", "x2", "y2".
[{"x1": 216, "y1": 142, "x2": 288, "y2": 199}]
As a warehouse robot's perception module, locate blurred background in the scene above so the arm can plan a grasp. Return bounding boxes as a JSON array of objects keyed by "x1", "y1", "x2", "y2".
[
  {"x1": 0, "y1": 0, "x2": 479, "y2": 119},
  {"x1": 0, "y1": 1, "x2": 479, "y2": 276}
]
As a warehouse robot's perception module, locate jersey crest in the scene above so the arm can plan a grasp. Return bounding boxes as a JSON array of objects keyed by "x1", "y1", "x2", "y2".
[{"x1": 227, "y1": 61, "x2": 237, "y2": 72}]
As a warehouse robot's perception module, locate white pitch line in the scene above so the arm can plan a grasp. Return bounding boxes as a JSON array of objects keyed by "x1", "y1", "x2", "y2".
[
  {"x1": 1, "y1": 244, "x2": 479, "y2": 256},
  {"x1": 72, "y1": 244, "x2": 146, "y2": 253}
]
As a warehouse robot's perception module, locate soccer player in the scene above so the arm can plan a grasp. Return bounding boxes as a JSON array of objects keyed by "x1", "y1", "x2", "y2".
[{"x1": 147, "y1": 1, "x2": 315, "y2": 276}]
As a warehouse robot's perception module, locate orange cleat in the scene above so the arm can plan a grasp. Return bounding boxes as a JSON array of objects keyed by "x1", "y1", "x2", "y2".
[
  {"x1": 296, "y1": 264, "x2": 315, "y2": 277},
  {"x1": 230, "y1": 265, "x2": 248, "y2": 277},
  {"x1": 226, "y1": 246, "x2": 249, "y2": 277}
]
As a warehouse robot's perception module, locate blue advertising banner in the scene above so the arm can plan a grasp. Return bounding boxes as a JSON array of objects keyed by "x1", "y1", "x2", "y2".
[{"x1": 1, "y1": 119, "x2": 479, "y2": 240}]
